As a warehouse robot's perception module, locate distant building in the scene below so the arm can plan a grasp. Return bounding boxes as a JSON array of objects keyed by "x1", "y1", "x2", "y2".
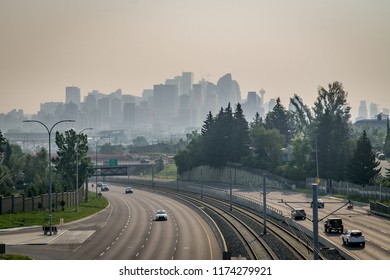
[
  {"x1": 142, "y1": 89, "x2": 154, "y2": 101},
  {"x1": 191, "y1": 83, "x2": 204, "y2": 127},
  {"x1": 181, "y1": 72, "x2": 193, "y2": 96},
  {"x1": 153, "y1": 84, "x2": 178, "y2": 130},
  {"x1": 268, "y1": 98, "x2": 276, "y2": 112},
  {"x1": 357, "y1": 100, "x2": 368, "y2": 120},
  {"x1": 354, "y1": 113, "x2": 388, "y2": 130},
  {"x1": 110, "y1": 97, "x2": 122, "y2": 126},
  {"x1": 216, "y1": 73, "x2": 241, "y2": 107},
  {"x1": 177, "y1": 94, "x2": 191, "y2": 130},
  {"x1": 39, "y1": 102, "x2": 62, "y2": 115},
  {"x1": 370, "y1": 102, "x2": 379, "y2": 119},
  {"x1": 123, "y1": 102, "x2": 136, "y2": 128},
  {"x1": 242, "y1": 91, "x2": 260, "y2": 121},
  {"x1": 66, "y1": 86, "x2": 81, "y2": 108}
]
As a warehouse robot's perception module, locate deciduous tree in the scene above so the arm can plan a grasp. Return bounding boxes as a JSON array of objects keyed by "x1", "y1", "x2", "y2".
[{"x1": 346, "y1": 130, "x2": 381, "y2": 185}]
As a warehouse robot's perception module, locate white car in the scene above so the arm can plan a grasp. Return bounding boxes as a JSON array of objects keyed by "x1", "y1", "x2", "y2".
[
  {"x1": 101, "y1": 184, "x2": 109, "y2": 191},
  {"x1": 310, "y1": 199, "x2": 325, "y2": 208},
  {"x1": 155, "y1": 210, "x2": 168, "y2": 221},
  {"x1": 342, "y1": 229, "x2": 365, "y2": 248}
]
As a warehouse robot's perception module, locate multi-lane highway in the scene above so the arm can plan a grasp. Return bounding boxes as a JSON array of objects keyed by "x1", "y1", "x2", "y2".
[
  {"x1": 235, "y1": 187, "x2": 390, "y2": 260},
  {"x1": 3, "y1": 184, "x2": 222, "y2": 260},
  {"x1": 3, "y1": 181, "x2": 389, "y2": 260}
]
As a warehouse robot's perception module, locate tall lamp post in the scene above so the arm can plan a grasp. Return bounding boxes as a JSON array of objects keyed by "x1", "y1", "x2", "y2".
[
  {"x1": 75, "y1": 128, "x2": 93, "y2": 212},
  {"x1": 23, "y1": 119, "x2": 75, "y2": 236},
  {"x1": 95, "y1": 136, "x2": 109, "y2": 197}
]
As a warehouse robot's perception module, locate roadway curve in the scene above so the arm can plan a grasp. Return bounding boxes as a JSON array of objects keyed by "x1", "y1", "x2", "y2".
[{"x1": 5, "y1": 184, "x2": 222, "y2": 260}]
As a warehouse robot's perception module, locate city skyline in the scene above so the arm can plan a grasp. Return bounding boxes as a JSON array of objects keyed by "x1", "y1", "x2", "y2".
[
  {"x1": 0, "y1": 72, "x2": 388, "y2": 122},
  {"x1": 1, "y1": 1, "x2": 389, "y2": 118}
]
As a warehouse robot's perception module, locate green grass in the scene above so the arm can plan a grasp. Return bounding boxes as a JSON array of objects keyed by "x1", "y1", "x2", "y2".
[
  {"x1": 155, "y1": 164, "x2": 178, "y2": 180},
  {"x1": 141, "y1": 163, "x2": 177, "y2": 180},
  {"x1": 0, "y1": 192, "x2": 109, "y2": 230},
  {"x1": 0, "y1": 254, "x2": 32, "y2": 260}
]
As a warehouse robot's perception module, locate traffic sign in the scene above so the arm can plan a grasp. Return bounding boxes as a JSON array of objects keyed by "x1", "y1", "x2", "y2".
[{"x1": 109, "y1": 159, "x2": 118, "y2": 167}]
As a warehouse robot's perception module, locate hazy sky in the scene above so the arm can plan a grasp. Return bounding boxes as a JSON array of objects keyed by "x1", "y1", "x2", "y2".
[{"x1": 1, "y1": 0, "x2": 389, "y2": 119}]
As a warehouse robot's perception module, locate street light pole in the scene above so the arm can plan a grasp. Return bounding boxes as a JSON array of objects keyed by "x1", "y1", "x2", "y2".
[
  {"x1": 23, "y1": 119, "x2": 75, "y2": 236},
  {"x1": 95, "y1": 136, "x2": 109, "y2": 197},
  {"x1": 75, "y1": 128, "x2": 93, "y2": 212},
  {"x1": 312, "y1": 183, "x2": 319, "y2": 260}
]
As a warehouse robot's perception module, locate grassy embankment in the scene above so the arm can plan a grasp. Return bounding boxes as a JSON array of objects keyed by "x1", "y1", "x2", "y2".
[{"x1": 0, "y1": 191, "x2": 108, "y2": 230}]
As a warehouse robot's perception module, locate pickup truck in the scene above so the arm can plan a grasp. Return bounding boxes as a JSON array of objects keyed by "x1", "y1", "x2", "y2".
[{"x1": 342, "y1": 230, "x2": 365, "y2": 248}]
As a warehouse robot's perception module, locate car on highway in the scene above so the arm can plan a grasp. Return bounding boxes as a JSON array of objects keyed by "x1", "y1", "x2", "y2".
[
  {"x1": 155, "y1": 210, "x2": 168, "y2": 221},
  {"x1": 291, "y1": 208, "x2": 306, "y2": 220},
  {"x1": 310, "y1": 199, "x2": 325, "y2": 208},
  {"x1": 342, "y1": 229, "x2": 365, "y2": 248},
  {"x1": 125, "y1": 187, "x2": 133, "y2": 193},
  {"x1": 101, "y1": 184, "x2": 109, "y2": 191},
  {"x1": 324, "y1": 217, "x2": 343, "y2": 233}
]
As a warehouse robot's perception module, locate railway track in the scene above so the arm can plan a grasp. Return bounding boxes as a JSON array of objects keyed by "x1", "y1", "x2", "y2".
[
  {"x1": 110, "y1": 178, "x2": 346, "y2": 260},
  {"x1": 167, "y1": 191, "x2": 314, "y2": 260}
]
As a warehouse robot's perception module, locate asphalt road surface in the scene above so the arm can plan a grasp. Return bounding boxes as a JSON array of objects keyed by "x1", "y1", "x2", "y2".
[
  {"x1": 2, "y1": 184, "x2": 222, "y2": 260},
  {"x1": 235, "y1": 187, "x2": 390, "y2": 260}
]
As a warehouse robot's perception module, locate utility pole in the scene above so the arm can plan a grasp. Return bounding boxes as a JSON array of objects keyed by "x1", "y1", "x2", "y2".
[
  {"x1": 312, "y1": 183, "x2": 319, "y2": 260},
  {"x1": 229, "y1": 170, "x2": 232, "y2": 211},
  {"x1": 263, "y1": 173, "x2": 267, "y2": 235}
]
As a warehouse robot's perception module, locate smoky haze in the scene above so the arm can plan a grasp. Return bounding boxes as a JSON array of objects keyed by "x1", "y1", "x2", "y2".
[{"x1": 0, "y1": 0, "x2": 389, "y2": 119}]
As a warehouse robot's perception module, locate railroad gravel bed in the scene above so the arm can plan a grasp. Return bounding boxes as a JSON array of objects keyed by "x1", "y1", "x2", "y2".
[
  {"x1": 203, "y1": 207, "x2": 251, "y2": 260},
  {"x1": 203, "y1": 197, "x2": 345, "y2": 260}
]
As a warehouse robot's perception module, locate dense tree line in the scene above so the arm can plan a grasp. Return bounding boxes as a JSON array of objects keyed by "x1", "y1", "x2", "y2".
[
  {"x1": 0, "y1": 128, "x2": 186, "y2": 197},
  {"x1": 174, "y1": 103, "x2": 251, "y2": 173},
  {"x1": 0, "y1": 129, "x2": 93, "y2": 197},
  {"x1": 175, "y1": 81, "x2": 389, "y2": 187}
]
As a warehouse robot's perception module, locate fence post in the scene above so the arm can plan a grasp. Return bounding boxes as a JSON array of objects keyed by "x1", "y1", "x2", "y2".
[{"x1": 11, "y1": 195, "x2": 15, "y2": 214}]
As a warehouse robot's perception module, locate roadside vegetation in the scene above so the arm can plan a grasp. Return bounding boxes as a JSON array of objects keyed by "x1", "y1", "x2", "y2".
[
  {"x1": 0, "y1": 254, "x2": 32, "y2": 260},
  {"x1": 0, "y1": 192, "x2": 108, "y2": 229},
  {"x1": 174, "y1": 82, "x2": 390, "y2": 189},
  {"x1": 1, "y1": 80, "x2": 390, "y2": 207}
]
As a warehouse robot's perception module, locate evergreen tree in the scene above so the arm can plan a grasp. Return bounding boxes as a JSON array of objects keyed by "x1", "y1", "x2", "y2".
[
  {"x1": 346, "y1": 130, "x2": 381, "y2": 185},
  {"x1": 265, "y1": 97, "x2": 292, "y2": 143},
  {"x1": 383, "y1": 117, "x2": 390, "y2": 158},
  {"x1": 0, "y1": 130, "x2": 7, "y2": 154},
  {"x1": 201, "y1": 111, "x2": 214, "y2": 136},
  {"x1": 250, "y1": 112, "x2": 263, "y2": 130},
  {"x1": 232, "y1": 103, "x2": 250, "y2": 163},
  {"x1": 211, "y1": 104, "x2": 234, "y2": 167}
]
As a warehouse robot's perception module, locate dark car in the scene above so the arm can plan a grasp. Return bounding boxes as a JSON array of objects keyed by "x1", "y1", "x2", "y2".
[
  {"x1": 291, "y1": 208, "x2": 306, "y2": 220},
  {"x1": 125, "y1": 187, "x2": 133, "y2": 194},
  {"x1": 324, "y1": 218, "x2": 343, "y2": 233},
  {"x1": 310, "y1": 199, "x2": 325, "y2": 208}
]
